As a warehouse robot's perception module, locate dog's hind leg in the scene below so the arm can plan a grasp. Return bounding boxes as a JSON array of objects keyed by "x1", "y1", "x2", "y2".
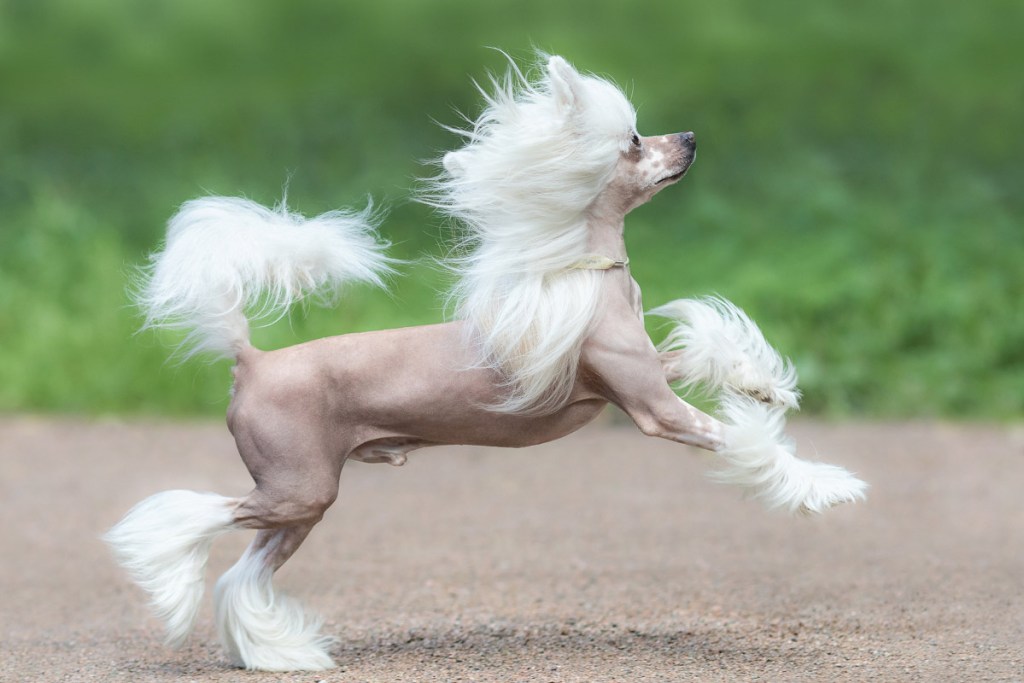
[
  {"x1": 214, "y1": 525, "x2": 336, "y2": 671},
  {"x1": 213, "y1": 483, "x2": 341, "y2": 671},
  {"x1": 213, "y1": 399, "x2": 348, "y2": 671},
  {"x1": 104, "y1": 490, "x2": 241, "y2": 647}
]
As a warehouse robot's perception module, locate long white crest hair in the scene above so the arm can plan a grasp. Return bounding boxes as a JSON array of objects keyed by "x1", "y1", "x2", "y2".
[{"x1": 426, "y1": 53, "x2": 638, "y2": 414}]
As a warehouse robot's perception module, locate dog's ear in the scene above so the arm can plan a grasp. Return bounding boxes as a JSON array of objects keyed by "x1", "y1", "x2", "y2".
[
  {"x1": 547, "y1": 56, "x2": 580, "y2": 112},
  {"x1": 443, "y1": 151, "x2": 466, "y2": 177}
]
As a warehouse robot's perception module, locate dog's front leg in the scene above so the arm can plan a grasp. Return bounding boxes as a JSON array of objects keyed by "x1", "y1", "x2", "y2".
[
  {"x1": 628, "y1": 377, "x2": 726, "y2": 452},
  {"x1": 582, "y1": 317, "x2": 726, "y2": 452},
  {"x1": 582, "y1": 300, "x2": 866, "y2": 512}
]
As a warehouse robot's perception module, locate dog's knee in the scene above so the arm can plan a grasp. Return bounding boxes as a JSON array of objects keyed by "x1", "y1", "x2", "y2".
[
  {"x1": 234, "y1": 486, "x2": 337, "y2": 529},
  {"x1": 635, "y1": 413, "x2": 664, "y2": 439},
  {"x1": 632, "y1": 400, "x2": 725, "y2": 451}
]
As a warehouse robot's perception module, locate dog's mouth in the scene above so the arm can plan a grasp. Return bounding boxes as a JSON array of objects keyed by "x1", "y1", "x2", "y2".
[
  {"x1": 656, "y1": 169, "x2": 687, "y2": 185},
  {"x1": 654, "y1": 150, "x2": 696, "y2": 186},
  {"x1": 655, "y1": 163, "x2": 692, "y2": 186}
]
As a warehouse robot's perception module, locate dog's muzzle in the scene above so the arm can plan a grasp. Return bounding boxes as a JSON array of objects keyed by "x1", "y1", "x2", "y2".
[{"x1": 656, "y1": 131, "x2": 696, "y2": 185}]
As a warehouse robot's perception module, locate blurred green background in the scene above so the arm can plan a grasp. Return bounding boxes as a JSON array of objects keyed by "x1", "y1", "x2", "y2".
[{"x1": 0, "y1": 0, "x2": 1020, "y2": 417}]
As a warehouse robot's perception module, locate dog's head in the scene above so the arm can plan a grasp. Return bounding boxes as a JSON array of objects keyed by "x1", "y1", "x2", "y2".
[
  {"x1": 436, "y1": 55, "x2": 694, "y2": 230},
  {"x1": 538, "y1": 56, "x2": 696, "y2": 217},
  {"x1": 605, "y1": 129, "x2": 696, "y2": 215}
]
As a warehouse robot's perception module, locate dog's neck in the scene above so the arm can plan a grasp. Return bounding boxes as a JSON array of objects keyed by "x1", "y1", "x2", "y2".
[{"x1": 584, "y1": 205, "x2": 628, "y2": 263}]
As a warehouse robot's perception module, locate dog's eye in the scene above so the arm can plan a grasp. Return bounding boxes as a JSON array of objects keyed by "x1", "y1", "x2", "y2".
[{"x1": 631, "y1": 133, "x2": 641, "y2": 148}]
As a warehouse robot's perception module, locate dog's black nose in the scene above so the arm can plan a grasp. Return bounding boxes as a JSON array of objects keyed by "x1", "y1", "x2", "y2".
[{"x1": 678, "y1": 131, "x2": 696, "y2": 149}]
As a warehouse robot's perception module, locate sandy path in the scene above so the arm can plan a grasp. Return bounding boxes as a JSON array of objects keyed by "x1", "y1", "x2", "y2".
[{"x1": 1, "y1": 416, "x2": 1022, "y2": 682}]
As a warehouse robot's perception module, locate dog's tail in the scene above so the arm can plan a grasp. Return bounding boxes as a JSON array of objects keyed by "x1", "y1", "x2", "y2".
[
  {"x1": 135, "y1": 196, "x2": 394, "y2": 359},
  {"x1": 650, "y1": 297, "x2": 866, "y2": 513}
]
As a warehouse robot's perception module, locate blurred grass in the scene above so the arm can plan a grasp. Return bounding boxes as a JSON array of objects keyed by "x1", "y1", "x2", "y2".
[{"x1": 0, "y1": 0, "x2": 1021, "y2": 417}]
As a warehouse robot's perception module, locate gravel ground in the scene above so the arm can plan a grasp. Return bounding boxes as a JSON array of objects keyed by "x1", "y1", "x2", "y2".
[{"x1": 1, "y1": 415, "x2": 1022, "y2": 682}]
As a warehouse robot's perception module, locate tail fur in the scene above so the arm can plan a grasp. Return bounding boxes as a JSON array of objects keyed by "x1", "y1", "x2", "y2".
[
  {"x1": 135, "y1": 196, "x2": 394, "y2": 359},
  {"x1": 103, "y1": 490, "x2": 239, "y2": 646},
  {"x1": 650, "y1": 296, "x2": 867, "y2": 513}
]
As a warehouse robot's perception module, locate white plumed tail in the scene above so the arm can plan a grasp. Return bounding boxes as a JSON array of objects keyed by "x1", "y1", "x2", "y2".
[
  {"x1": 103, "y1": 490, "x2": 239, "y2": 646},
  {"x1": 136, "y1": 196, "x2": 394, "y2": 359},
  {"x1": 650, "y1": 296, "x2": 866, "y2": 513}
]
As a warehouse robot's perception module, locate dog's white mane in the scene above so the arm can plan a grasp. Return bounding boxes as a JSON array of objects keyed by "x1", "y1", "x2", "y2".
[{"x1": 428, "y1": 55, "x2": 637, "y2": 414}]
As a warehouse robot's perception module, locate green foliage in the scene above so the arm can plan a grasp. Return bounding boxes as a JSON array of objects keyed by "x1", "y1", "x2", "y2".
[{"x1": 1, "y1": 0, "x2": 1021, "y2": 417}]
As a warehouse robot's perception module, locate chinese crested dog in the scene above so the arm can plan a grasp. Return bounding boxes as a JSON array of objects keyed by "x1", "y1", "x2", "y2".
[{"x1": 105, "y1": 54, "x2": 866, "y2": 671}]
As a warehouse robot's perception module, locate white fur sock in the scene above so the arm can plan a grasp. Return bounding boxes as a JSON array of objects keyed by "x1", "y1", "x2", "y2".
[
  {"x1": 649, "y1": 297, "x2": 800, "y2": 409},
  {"x1": 214, "y1": 544, "x2": 337, "y2": 671},
  {"x1": 103, "y1": 490, "x2": 237, "y2": 646},
  {"x1": 715, "y1": 396, "x2": 867, "y2": 513}
]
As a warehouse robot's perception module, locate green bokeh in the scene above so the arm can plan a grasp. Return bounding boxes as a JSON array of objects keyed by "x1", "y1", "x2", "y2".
[{"x1": 1, "y1": 0, "x2": 1021, "y2": 417}]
